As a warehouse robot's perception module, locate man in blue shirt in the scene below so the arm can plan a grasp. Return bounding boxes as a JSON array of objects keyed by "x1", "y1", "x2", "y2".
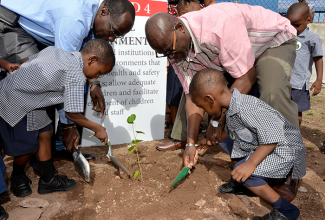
[{"x1": 0, "y1": 0, "x2": 135, "y2": 171}]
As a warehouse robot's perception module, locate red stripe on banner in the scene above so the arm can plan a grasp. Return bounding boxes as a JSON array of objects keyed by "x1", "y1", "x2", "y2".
[{"x1": 131, "y1": 0, "x2": 167, "y2": 17}]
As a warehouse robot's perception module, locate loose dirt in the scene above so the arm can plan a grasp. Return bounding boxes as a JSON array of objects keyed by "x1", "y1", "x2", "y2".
[{"x1": 2, "y1": 89, "x2": 325, "y2": 220}]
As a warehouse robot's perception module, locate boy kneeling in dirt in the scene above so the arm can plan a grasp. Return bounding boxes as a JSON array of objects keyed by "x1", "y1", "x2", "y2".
[
  {"x1": 187, "y1": 68, "x2": 306, "y2": 220},
  {"x1": 0, "y1": 39, "x2": 114, "y2": 197}
]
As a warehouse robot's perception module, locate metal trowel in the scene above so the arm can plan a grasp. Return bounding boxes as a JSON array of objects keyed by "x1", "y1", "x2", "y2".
[
  {"x1": 88, "y1": 134, "x2": 130, "y2": 176},
  {"x1": 106, "y1": 142, "x2": 130, "y2": 176},
  {"x1": 71, "y1": 146, "x2": 90, "y2": 182}
]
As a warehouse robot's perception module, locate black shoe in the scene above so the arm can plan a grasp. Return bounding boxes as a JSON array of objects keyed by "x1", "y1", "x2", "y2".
[
  {"x1": 29, "y1": 154, "x2": 58, "y2": 176},
  {"x1": 218, "y1": 181, "x2": 250, "y2": 195},
  {"x1": 0, "y1": 206, "x2": 8, "y2": 220},
  {"x1": 252, "y1": 210, "x2": 289, "y2": 220},
  {"x1": 10, "y1": 173, "x2": 32, "y2": 198},
  {"x1": 38, "y1": 175, "x2": 77, "y2": 195},
  {"x1": 53, "y1": 150, "x2": 95, "y2": 162}
]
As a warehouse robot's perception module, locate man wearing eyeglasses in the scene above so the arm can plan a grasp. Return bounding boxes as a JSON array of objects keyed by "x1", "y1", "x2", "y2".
[
  {"x1": 146, "y1": 3, "x2": 300, "y2": 174},
  {"x1": 0, "y1": 0, "x2": 135, "y2": 172}
]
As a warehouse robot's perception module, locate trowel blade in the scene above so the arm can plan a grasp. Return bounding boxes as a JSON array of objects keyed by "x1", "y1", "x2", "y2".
[
  {"x1": 72, "y1": 151, "x2": 90, "y2": 182},
  {"x1": 108, "y1": 156, "x2": 130, "y2": 176}
]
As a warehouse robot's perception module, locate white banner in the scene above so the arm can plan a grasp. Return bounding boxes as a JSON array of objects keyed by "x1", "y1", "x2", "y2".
[{"x1": 81, "y1": 3, "x2": 167, "y2": 146}]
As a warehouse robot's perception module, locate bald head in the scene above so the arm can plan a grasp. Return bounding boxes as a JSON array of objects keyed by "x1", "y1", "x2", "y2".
[
  {"x1": 287, "y1": 2, "x2": 310, "y2": 19},
  {"x1": 189, "y1": 68, "x2": 227, "y2": 100},
  {"x1": 145, "y1": 13, "x2": 175, "y2": 52}
]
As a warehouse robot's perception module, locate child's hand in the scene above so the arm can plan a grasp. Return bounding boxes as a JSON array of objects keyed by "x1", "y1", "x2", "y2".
[
  {"x1": 0, "y1": 60, "x2": 20, "y2": 73},
  {"x1": 95, "y1": 126, "x2": 108, "y2": 145},
  {"x1": 231, "y1": 161, "x2": 256, "y2": 183},
  {"x1": 310, "y1": 80, "x2": 322, "y2": 96}
]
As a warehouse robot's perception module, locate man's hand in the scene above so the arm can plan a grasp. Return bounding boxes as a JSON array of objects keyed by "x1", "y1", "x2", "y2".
[
  {"x1": 62, "y1": 126, "x2": 80, "y2": 152},
  {"x1": 311, "y1": 80, "x2": 322, "y2": 96},
  {"x1": 90, "y1": 84, "x2": 105, "y2": 118},
  {"x1": 231, "y1": 161, "x2": 256, "y2": 183},
  {"x1": 196, "y1": 139, "x2": 209, "y2": 151},
  {"x1": 0, "y1": 59, "x2": 20, "y2": 73},
  {"x1": 183, "y1": 145, "x2": 199, "y2": 174},
  {"x1": 95, "y1": 126, "x2": 108, "y2": 145}
]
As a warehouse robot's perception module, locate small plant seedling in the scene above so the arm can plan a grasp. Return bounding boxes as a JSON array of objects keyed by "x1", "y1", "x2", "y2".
[
  {"x1": 307, "y1": 147, "x2": 315, "y2": 151},
  {"x1": 127, "y1": 114, "x2": 144, "y2": 181},
  {"x1": 305, "y1": 119, "x2": 310, "y2": 123},
  {"x1": 321, "y1": 111, "x2": 325, "y2": 115},
  {"x1": 322, "y1": 116, "x2": 325, "y2": 119}
]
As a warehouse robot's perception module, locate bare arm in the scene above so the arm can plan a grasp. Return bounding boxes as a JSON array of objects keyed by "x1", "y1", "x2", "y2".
[
  {"x1": 66, "y1": 112, "x2": 108, "y2": 145},
  {"x1": 310, "y1": 57, "x2": 323, "y2": 96},
  {"x1": 229, "y1": 66, "x2": 256, "y2": 94},
  {"x1": 231, "y1": 143, "x2": 277, "y2": 182}
]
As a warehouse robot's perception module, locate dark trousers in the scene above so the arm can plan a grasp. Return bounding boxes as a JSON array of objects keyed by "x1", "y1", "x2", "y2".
[{"x1": 0, "y1": 21, "x2": 57, "y2": 153}]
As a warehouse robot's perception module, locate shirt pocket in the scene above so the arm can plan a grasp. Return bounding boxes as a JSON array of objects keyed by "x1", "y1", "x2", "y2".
[{"x1": 234, "y1": 127, "x2": 254, "y2": 144}]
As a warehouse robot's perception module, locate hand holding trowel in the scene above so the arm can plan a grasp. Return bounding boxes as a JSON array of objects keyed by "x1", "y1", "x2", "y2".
[{"x1": 170, "y1": 147, "x2": 198, "y2": 189}]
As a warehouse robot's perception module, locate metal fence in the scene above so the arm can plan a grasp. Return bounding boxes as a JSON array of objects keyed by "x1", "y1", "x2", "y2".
[{"x1": 215, "y1": 0, "x2": 325, "y2": 23}]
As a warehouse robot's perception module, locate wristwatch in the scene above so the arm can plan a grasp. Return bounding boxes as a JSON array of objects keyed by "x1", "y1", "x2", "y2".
[
  {"x1": 89, "y1": 80, "x2": 101, "y2": 89},
  {"x1": 210, "y1": 119, "x2": 223, "y2": 128}
]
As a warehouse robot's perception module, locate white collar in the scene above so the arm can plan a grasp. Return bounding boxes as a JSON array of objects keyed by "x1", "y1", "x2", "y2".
[{"x1": 179, "y1": 18, "x2": 202, "y2": 54}]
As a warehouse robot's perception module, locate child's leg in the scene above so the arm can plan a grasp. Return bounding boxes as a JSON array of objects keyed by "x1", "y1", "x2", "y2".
[
  {"x1": 37, "y1": 129, "x2": 54, "y2": 182},
  {"x1": 246, "y1": 184, "x2": 300, "y2": 220},
  {"x1": 298, "y1": 112, "x2": 302, "y2": 127},
  {"x1": 37, "y1": 127, "x2": 77, "y2": 195}
]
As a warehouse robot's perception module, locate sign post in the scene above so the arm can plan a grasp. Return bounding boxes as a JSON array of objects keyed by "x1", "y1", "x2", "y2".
[{"x1": 81, "y1": 0, "x2": 168, "y2": 146}]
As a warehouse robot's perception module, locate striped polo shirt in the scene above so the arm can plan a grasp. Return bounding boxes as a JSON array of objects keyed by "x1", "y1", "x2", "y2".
[{"x1": 170, "y1": 3, "x2": 297, "y2": 93}]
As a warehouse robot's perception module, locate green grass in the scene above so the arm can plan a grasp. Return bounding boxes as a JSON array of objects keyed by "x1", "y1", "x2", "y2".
[
  {"x1": 306, "y1": 110, "x2": 315, "y2": 116},
  {"x1": 321, "y1": 111, "x2": 325, "y2": 115},
  {"x1": 307, "y1": 147, "x2": 315, "y2": 150}
]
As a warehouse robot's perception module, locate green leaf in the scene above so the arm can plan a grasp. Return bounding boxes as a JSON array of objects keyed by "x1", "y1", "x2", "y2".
[
  {"x1": 127, "y1": 114, "x2": 136, "y2": 124},
  {"x1": 136, "y1": 131, "x2": 145, "y2": 134},
  {"x1": 128, "y1": 145, "x2": 136, "y2": 154},
  {"x1": 134, "y1": 171, "x2": 139, "y2": 180},
  {"x1": 131, "y1": 139, "x2": 142, "y2": 144}
]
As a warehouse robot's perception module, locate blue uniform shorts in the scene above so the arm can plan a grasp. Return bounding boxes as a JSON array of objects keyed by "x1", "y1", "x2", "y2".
[
  {"x1": 219, "y1": 136, "x2": 268, "y2": 187},
  {"x1": 0, "y1": 115, "x2": 53, "y2": 157}
]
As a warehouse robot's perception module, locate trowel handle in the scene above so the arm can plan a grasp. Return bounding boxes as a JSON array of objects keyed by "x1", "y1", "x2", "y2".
[
  {"x1": 71, "y1": 145, "x2": 78, "y2": 153},
  {"x1": 107, "y1": 142, "x2": 113, "y2": 155}
]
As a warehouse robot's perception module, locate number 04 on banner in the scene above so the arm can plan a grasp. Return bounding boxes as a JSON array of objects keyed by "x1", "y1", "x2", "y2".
[{"x1": 131, "y1": 0, "x2": 167, "y2": 17}]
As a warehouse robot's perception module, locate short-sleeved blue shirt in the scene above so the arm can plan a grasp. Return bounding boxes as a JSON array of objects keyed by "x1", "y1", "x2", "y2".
[
  {"x1": 290, "y1": 27, "x2": 323, "y2": 90},
  {"x1": 1, "y1": 0, "x2": 100, "y2": 52}
]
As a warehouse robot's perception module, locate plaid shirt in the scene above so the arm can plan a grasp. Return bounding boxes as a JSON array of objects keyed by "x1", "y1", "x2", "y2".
[
  {"x1": 0, "y1": 47, "x2": 86, "y2": 131},
  {"x1": 225, "y1": 89, "x2": 306, "y2": 179}
]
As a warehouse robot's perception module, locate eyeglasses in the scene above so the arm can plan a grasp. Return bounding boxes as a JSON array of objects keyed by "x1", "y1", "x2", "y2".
[
  {"x1": 109, "y1": 13, "x2": 123, "y2": 39},
  {"x1": 156, "y1": 23, "x2": 177, "y2": 58}
]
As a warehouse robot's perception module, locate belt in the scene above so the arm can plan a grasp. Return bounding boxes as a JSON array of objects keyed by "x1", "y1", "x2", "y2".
[{"x1": 0, "y1": 5, "x2": 20, "y2": 27}]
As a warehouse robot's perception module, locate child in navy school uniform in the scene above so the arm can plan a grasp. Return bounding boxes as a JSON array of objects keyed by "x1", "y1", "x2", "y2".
[
  {"x1": 189, "y1": 68, "x2": 306, "y2": 220},
  {"x1": 287, "y1": 2, "x2": 323, "y2": 127},
  {"x1": 0, "y1": 39, "x2": 114, "y2": 198}
]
